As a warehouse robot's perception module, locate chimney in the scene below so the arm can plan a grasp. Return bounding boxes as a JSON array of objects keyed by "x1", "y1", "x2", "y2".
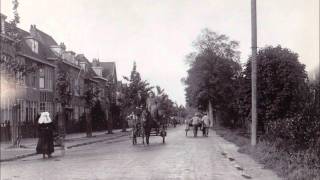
[
  {"x1": 92, "y1": 58, "x2": 100, "y2": 67},
  {"x1": 60, "y1": 42, "x2": 66, "y2": 50},
  {"x1": 0, "y1": 14, "x2": 7, "y2": 34},
  {"x1": 30, "y1": 24, "x2": 37, "y2": 37}
]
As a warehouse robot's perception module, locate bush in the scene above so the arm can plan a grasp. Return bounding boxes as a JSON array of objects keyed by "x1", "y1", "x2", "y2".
[{"x1": 240, "y1": 46, "x2": 309, "y2": 132}]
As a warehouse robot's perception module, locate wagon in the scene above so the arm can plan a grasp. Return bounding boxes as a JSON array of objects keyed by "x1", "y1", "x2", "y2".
[
  {"x1": 128, "y1": 111, "x2": 167, "y2": 145},
  {"x1": 146, "y1": 121, "x2": 167, "y2": 144},
  {"x1": 143, "y1": 110, "x2": 168, "y2": 144}
]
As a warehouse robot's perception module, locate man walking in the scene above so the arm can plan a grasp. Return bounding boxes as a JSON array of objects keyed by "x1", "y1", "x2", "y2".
[
  {"x1": 202, "y1": 113, "x2": 210, "y2": 137},
  {"x1": 192, "y1": 113, "x2": 201, "y2": 137}
]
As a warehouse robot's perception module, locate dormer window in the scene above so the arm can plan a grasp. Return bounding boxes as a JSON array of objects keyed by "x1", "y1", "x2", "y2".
[
  {"x1": 31, "y1": 40, "x2": 38, "y2": 53},
  {"x1": 26, "y1": 38, "x2": 39, "y2": 54},
  {"x1": 80, "y1": 62, "x2": 86, "y2": 71},
  {"x1": 92, "y1": 67, "x2": 103, "y2": 77}
]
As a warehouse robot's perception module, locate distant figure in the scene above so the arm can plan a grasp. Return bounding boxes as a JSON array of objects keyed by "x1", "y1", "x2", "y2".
[
  {"x1": 127, "y1": 112, "x2": 137, "y2": 128},
  {"x1": 192, "y1": 113, "x2": 201, "y2": 137},
  {"x1": 36, "y1": 112, "x2": 54, "y2": 159},
  {"x1": 185, "y1": 118, "x2": 192, "y2": 136},
  {"x1": 202, "y1": 113, "x2": 210, "y2": 137},
  {"x1": 173, "y1": 117, "x2": 177, "y2": 128}
]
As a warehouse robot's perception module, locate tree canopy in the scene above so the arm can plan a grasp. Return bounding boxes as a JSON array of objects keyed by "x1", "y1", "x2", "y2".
[
  {"x1": 120, "y1": 62, "x2": 153, "y2": 115},
  {"x1": 184, "y1": 29, "x2": 241, "y2": 116},
  {"x1": 239, "y1": 46, "x2": 309, "y2": 131}
]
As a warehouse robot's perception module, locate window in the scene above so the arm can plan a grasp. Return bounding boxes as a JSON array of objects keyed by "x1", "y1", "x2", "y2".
[
  {"x1": 31, "y1": 73, "x2": 36, "y2": 88},
  {"x1": 74, "y1": 80, "x2": 80, "y2": 96},
  {"x1": 74, "y1": 105, "x2": 79, "y2": 121},
  {"x1": 40, "y1": 102, "x2": 45, "y2": 112},
  {"x1": 39, "y1": 68, "x2": 53, "y2": 90},
  {"x1": 80, "y1": 62, "x2": 86, "y2": 71},
  {"x1": 31, "y1": 40, "x2": 38, "y2": 54},
  {"x1": 15, "y1": 71, "x2": 24, "y2": 85},
  {"x1": 39, "y1": 74, "x2": 45, "y2": 89},
  {"x1": 27, "y1": 39, "x2": 39, "y2": 54},
  {"x1": 93, "y1": 67, "x2": 103, "y2": 77}
]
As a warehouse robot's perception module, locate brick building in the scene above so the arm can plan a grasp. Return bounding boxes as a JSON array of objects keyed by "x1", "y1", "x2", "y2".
[{"x1": 0, "y1": 14, "x2": 118, "y2": 142}]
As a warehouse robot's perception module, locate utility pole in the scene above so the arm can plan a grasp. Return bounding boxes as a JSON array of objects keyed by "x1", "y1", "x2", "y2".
[{"x1": 251, "y1": 0, "x2": 258, "y2": 146}]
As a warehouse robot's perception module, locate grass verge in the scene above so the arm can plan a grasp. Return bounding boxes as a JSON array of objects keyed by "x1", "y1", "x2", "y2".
[{"x1": 214, "y1": 127, "x2": 320, "y2": 180}]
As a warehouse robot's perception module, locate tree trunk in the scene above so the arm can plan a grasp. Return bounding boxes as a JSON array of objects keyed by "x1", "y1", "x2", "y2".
[
  {"x1": 85, "y1": 108, "x2": 92, "y2": 137},
  {"x1": 208, "y1": 101, "x2": 214, "y2": 128},
  {"x1": 106, "y1": 109, "x2": 113, "y2": 134},
  {"x1": 58, "y1": 109, "x2": 66, "y2": 138},
  {"x1": 215, "y1": 110, "x2": 221, "y2": 127},
  {"x1": 121, "y1": 113, "x2": 127, "y2": 132},
  {"x1": 11, "y1": 105, "x2": 18, "y2": 146}
]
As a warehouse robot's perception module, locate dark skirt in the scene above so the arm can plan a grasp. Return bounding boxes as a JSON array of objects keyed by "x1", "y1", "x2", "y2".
[{"x1": 36, "y1": 128, "x2": 54, "y2": 155}]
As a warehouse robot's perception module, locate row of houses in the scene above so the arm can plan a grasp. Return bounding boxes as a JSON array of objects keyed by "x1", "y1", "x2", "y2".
[{"x1": 0, "y1": 14, "x2": 121, "y2": 142}]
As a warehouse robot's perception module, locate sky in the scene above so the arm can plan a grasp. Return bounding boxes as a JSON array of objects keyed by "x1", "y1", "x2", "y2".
[{"x1": 1, "y1": 0, "x2": 319, "y2": 106}]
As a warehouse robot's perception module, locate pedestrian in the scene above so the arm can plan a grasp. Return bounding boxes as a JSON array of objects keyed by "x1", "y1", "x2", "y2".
[
  {"x1": 199, "y1": 113, "x2": 204, "y2": 132},
  {"x1": 192, "y1": 113, "x2": 201, "y2": 137},
  {"x1": 36, "y1": 112, "x2": 55, "y2": 159},
  {"x1": 202, "y1": 113, "x2": 210, "y2": 137},
  {"x1": 185, "y1": 118, "x2": 191, "y2": 136},
  {"x1": 173, "y1": 117, "x2": 177, "y2": 128}
]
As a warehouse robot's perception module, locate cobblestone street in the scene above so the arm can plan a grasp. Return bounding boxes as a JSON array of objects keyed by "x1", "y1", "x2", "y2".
[{"x1": 1, "y1": 126, "x2": 280, "y2": 180}]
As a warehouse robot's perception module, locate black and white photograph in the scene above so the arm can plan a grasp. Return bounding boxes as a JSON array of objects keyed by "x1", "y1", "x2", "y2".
[{"x1": 0, "y1": 0, "x2": 319, "y2": 179}]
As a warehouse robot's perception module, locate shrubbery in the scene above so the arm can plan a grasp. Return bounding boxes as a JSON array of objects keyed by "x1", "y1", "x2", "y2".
[{"x1": 185, "y1": 29, "x2": 319, "y2": 179}]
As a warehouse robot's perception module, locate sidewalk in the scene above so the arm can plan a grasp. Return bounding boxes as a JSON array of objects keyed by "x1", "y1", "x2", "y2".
[
  {"x1": 212, "y1": 129, "x2": 281, "y2": 180},
  {"x1": 0, "y1": 129, "x2": 131, "y2": 162}
]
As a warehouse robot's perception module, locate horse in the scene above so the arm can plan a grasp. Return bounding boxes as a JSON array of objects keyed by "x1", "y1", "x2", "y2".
[
  {"x1": 142, "y1": 110, "x2": 160, "y2": 145},
  {"x1": 128, "y1": 112, "x2": 145, "y2": 145}
]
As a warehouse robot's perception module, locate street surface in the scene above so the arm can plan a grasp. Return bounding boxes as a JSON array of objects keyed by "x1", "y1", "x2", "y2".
[{"x1": 0, "y1": 127, "x2": 280, "y2": 180}]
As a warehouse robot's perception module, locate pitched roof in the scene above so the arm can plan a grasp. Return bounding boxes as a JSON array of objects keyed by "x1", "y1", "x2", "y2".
[
  {"x1": 30, "y1": 25, "x2": 58, "y2": 46},
  {"x1": 75, "y1": 54, "x2": 98, "y2": 78},
  {"x1": 3, "y1": 22, "x2": 55, "y2": 66},
  {"x1": 100, "y1": 62, "x2": 116, "y2": 79}
]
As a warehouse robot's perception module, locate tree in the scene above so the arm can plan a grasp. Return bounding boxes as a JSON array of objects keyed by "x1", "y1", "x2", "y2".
[
  {"x1": 120, "y1": 62, "x2": 152, "y2": 131},
  {"x1": 83, "y1": 82, "x2": 100, "y2": 137},
  {"x1": 184, "y1": 29, "x2": 241, "y2": 126},
  {"x1": 91, "y1": 100, "x2": 106, "y2": 131},
  {"x1": 240, "y1": 46, "x2": 309, "y2": 133},
  {"x1": 153, "y1": 86, "x2": 175, "y2": 118},
  {"x1": 0, "y1": 0, "x2": 36, "y2": 146},
  {"x1": 55, "y1": 63, "x2": 72, "y2": 138},
  {"x1": 105, "y1": 80, "x2": 116, "y2": 134}
]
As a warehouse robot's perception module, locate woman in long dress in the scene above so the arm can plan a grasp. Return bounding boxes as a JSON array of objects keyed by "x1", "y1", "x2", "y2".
[{"x1": 36, "y1": 112, "x2": 54, "y2": 159}]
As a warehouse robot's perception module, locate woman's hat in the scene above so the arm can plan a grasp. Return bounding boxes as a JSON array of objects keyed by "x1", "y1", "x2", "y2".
[{"x1": 38, "y1": 112, "x2": 52, "y2": 124}]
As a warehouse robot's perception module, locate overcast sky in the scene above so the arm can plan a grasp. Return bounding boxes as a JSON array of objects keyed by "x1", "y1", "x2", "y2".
[{"x1": 1, "y1": 0, "x2": 319, "y2": 105}]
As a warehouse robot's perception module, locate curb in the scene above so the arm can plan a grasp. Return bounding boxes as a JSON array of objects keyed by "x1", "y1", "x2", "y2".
[
  {"x1": 67, "y1": 132, "x2": 130, "y2": 149},
  {"x1": 0, "y1": 131, "x2": 130, "y2": 162},
  {"x1": 0, "y1": 152, "x2": 38, "y2": 162}
]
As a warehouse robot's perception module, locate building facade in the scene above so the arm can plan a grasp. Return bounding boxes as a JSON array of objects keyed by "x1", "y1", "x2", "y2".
[{"x1": 0, "y1": 15, "x2": 118, "y2": 141}]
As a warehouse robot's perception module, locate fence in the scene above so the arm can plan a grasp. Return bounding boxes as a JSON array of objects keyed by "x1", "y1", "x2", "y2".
[
  {"x1": 0, "y1": 122, "x2": 39, "y2": 142},
  {"x1": 0, "y1": 122, "x2": 11, "y2": 141}
]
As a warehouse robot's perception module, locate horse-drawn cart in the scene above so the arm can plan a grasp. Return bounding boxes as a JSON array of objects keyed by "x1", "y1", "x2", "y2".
[
  {"x1": 144, "y1": 119, "x2": 167, "y2": 144},
  {"x1": 128, "y1": 109, "x2": 167, "y2": 145}
]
